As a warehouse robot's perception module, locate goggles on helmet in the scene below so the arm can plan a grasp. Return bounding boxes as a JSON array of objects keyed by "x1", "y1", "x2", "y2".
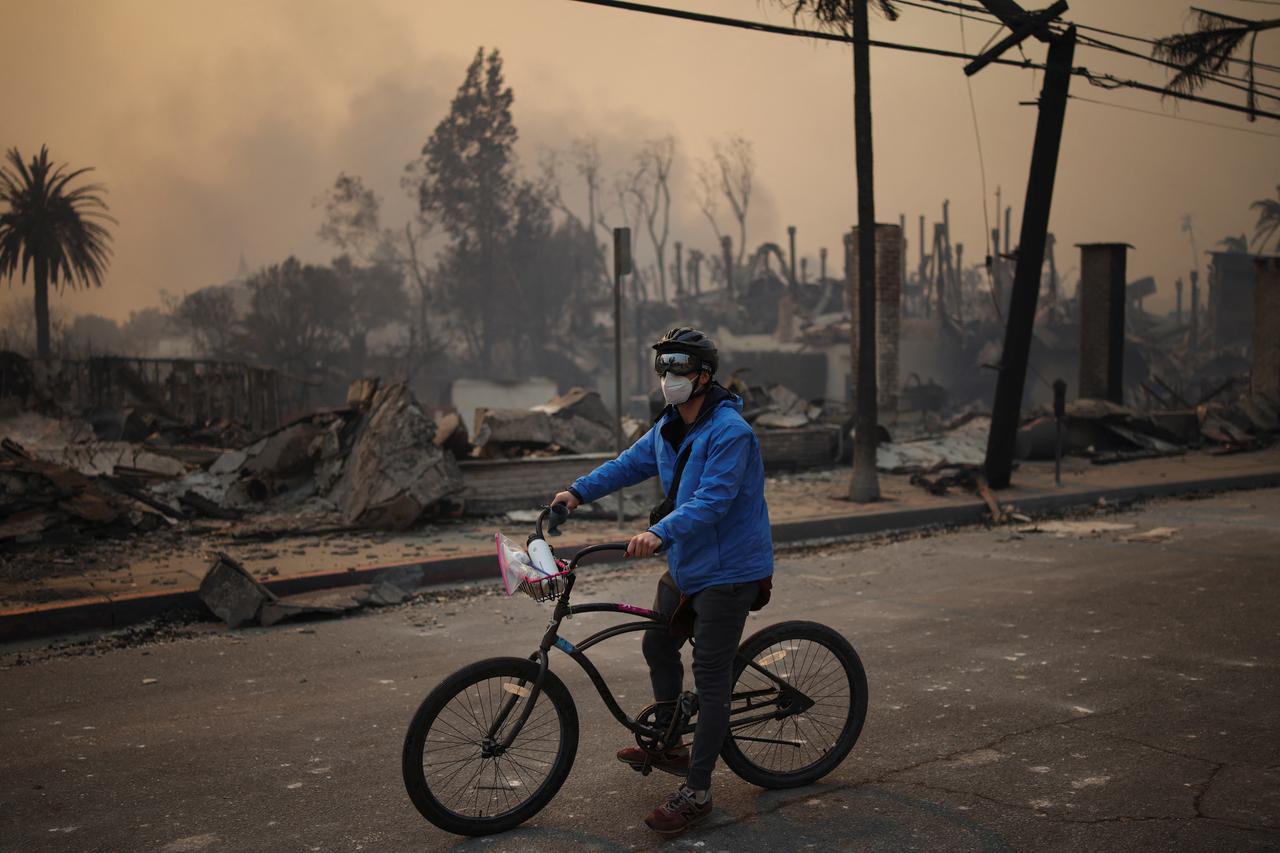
[{"x1": 654, "y1": 351, "x2": 702, "y2": 377}]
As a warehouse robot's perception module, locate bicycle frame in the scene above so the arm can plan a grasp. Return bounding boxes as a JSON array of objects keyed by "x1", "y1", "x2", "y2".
[{"x1": 484, "y1": 538, "x2": 814, "y2": 755}]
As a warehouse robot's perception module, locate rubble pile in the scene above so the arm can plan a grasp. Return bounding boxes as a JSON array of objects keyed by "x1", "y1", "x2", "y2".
[
  {"x1": 470, "y1": 387, "x2": 621, "y2": 458},
  {"x1": 1016, "y1": 393, "x2": 1278, "y2": 463},
  {"x1": 1, "y1": 377, "x2": 469, "y2": 541},
  {"x1": 173, "y1": 379, "x2": 466, "y2": 530},
  {"x1": 877, "y1": 413, "x2": 990, "y2": 473},
  {"x1": 535, "y1": 388, "x2": 617, "y2": 454},
  {"x1": 0, "y1": 439, "x2": 173, "y2": 543},
  {"x1": 328, "y1": 381, "x2": 466, "y2": 529},
  {"x1": 473, "y1": 408, "x2": 555, "y2": 458},
  {"x1": 197, "y1": 552, "x2": 413, "y2": 628}
]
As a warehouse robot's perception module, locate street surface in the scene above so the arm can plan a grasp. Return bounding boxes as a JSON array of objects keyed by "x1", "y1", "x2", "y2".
[{"x1": 2, "y1": 489, "x2": 1278, "y2": 852}]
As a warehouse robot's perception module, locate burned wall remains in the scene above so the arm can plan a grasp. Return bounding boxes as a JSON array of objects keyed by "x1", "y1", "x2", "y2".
[{"x1": 848, "y1": 223, "x2": 904, "y2": 422}]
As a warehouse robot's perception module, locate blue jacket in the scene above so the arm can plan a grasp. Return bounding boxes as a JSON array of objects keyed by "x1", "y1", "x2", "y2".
[{"x1": 569, "y1": 386, "x2": 773, "y2": 595}]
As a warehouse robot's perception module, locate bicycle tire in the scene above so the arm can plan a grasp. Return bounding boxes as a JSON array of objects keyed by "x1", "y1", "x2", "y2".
[
  {"x1": 402, "y1": 656, "x2": 579, "y2": 836},
  {"x1": 721, "y1": 621, "x2": 868, "y2": 789}
]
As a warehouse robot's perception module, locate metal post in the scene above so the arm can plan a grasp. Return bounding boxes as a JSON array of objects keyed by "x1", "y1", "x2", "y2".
[
  {"x1": 1189, "y1": 269, "x2": 1200, "y2": 355},
  {"x1": 787, "y1": 225, "x2": 798, "y2": 291},
  {"x1": 721, "y1": 235, "x2": 734, "y2": 297},
  {"x1": 983, "y1": 26, "x2": 1077, "y2": 489},
  {"x1": 613, "y1": 228, "x2": 631, "y2": 529},
  {"x1": 1053, "y1": 378, "x2": 1066, "y2": 487}
]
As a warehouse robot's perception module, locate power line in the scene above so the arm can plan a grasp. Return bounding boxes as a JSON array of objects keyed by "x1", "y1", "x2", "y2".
[
  {"x1": 919, "y1": 0, "x2": 1280, "y2": 74},
  {"x1": 565, "y1": 0, "x2": 1280, "y2": 121},
  {"x1": 897, "y1": 0, "x2": 1280, "y2": 90},
  {"x1": 1069, "y1": 93, "x2": 1280, "y2": 137},
  {"x1": 957, "y1": 11, "x2": 1004, "y2": 322},
  {"x1": 1075, "y1": 31, "x2": 1280, "y2": 100},
  {"x1": 565, "y1": 0, "x2": 1039, "y2": 68},
  {"x1": 1076, "y1": 66, "x2": 1280, "y2": 120}
]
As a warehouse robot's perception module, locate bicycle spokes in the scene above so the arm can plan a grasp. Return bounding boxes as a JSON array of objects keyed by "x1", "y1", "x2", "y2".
[
  {"x1": 422, "y1": 675, "x2": 563, "y2": 819},
  {"x1": 731, "y1": 638, "x2": 852, "y2": 773}
]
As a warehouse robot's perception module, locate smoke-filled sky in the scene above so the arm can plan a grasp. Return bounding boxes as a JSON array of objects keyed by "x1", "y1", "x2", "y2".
[{"x1": 1, "y1": 0, "x2": 1276, "y2": 322}]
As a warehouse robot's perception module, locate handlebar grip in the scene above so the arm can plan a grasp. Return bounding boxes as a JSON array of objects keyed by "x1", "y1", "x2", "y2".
[{"x1": 546, "y1": 502, "x2": 571, "y2": 537}]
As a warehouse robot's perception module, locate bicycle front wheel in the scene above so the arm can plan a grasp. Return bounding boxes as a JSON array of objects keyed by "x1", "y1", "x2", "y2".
[
  {"x1": 401, "y1": 656, "x2": 579, "y2": 836},
  {"x1": 721, "y1": 621, "x2": 868, "y2": 789}
]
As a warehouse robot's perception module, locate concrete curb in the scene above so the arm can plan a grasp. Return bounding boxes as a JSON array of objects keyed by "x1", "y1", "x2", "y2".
[{"x1": 3, "y1": 469, "x2": 1278, "y2": 644}]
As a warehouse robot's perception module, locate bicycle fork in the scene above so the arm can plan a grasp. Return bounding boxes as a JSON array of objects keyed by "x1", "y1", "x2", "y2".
[{"x1": 480, "y1": 650, "x2": 552, "y2": 758}]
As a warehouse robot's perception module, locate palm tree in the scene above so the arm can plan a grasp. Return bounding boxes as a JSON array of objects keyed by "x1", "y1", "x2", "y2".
[
  {"x1": 782, "y1": 0, "x2": 898, "y2": 502},
  {"x1": 1153, "y1": 9, "x2": 1280, "y2": 121},
  {"x1": 1252, "y1": 185, "x2": 1280, "y2": 253},
  {"x1": 0, "y1": 146, "x2": 114, "y2": 358}
]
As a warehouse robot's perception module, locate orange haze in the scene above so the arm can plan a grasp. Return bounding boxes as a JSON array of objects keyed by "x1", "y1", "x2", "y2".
[{"x1": 1, "y1": 0, "x2": 1276, "y2": 322}]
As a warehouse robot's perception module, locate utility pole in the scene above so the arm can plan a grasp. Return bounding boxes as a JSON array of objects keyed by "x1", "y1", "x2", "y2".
[
  {"x1": 974, "y1": 0, "x2": 1074, "y2": 490},
  {"x1": 674, "y1": 241, "x2": 684, "y2": 296},
  {"x1": 613, "y1": 228, "x2": 631, "y2": 528},
  {"x1": 849, "y1": 0, "x2": 880, "y2": 502}
]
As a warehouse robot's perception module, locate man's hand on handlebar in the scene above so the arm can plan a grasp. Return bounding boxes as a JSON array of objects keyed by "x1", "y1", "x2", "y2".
[
  {"x1": 552, "y1": 491, "x2": 580, "y2": 512},
  {"x1": 627, "y1": 531, "x2": 663, "y2": 558}
]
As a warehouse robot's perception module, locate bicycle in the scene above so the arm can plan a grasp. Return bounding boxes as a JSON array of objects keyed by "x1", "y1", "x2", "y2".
[{"x1": 401, "y1": 505, "x2": 869, "y2": 837}]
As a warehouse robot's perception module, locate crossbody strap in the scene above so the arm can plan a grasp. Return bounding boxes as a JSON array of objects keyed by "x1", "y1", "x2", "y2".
[{"x1": 666, "y1": 444, "x2": 694, "y2": 503}]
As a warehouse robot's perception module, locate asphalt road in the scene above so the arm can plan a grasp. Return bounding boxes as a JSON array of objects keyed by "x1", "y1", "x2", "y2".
[{"x1": 2, "y1": 489, "x2": 1278, "y2": 852}]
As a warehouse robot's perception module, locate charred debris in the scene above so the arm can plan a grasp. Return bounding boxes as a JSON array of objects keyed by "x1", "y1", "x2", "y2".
[{"x1": 2, "y1": 220, "x2": 1278, "y2": 548}]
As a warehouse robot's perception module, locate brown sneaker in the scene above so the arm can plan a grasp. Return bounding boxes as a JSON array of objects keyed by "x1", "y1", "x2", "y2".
[
  {"x1": 616, "y1": 744, "x2": 690, "y2": 776},
  {"x1": 644, "y1": 784, "x2": 713, "y2": 836}
]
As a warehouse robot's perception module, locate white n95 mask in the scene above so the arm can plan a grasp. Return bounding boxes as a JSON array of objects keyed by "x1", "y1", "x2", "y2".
[{"x1": 661, "y1": 373, "x2": 694, "y2": 406}]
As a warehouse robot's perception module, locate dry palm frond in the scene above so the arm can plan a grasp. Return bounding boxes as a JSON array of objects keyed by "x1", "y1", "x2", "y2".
[
  {"x1": 1252, "y1": 185, "x2": 1280, "y2": 253},
  {"x1": 782, "y1": 0, "x2": 900, "y2": 33},
  {"x1": 1153, "y1": 9, "x2": 1280, "y2": 119}
]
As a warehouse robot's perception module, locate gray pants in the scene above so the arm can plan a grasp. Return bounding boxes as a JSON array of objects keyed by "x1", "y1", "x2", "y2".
[{"x1": 643, "y1": 572, "x2": 758, "y2": 791}]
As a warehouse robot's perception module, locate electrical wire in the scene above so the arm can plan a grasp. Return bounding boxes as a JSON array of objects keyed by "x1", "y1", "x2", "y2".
[
  {"x1": 1069, "y1": 93, "x2": 1280, "y2": 137},
  {"x1": 563, "y1": 0, "x2": 1280, "y2": 121},
  {"x1": 917, "y1": 0, "x2": 1280, "y2": 75},
  {"x1": 1074, "y1": 31, "x2": 1280, "y2": 101},
  {"x1": 957, "y1": 7, "x2": 1001, "y2": 324},
  {"x1": 1076, "y1": 66, "x2": 1280, "y2": 120},
  {"x1": 567, "y1": 0, "x2": 1038, "y2": 68}
]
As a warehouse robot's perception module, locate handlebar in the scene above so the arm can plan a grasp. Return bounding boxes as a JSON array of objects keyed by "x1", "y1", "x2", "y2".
[
  {"x1": 545, "y1": 502, "x2": 570, "y2": 537},
  {"x1": 534, "y1": 502, "x2": 664, "y2": 574}
]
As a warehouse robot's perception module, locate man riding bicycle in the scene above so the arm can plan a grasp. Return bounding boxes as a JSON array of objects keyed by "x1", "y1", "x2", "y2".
[{"x1": 553, "y1": 327, "x2": 773, "y2": 837}]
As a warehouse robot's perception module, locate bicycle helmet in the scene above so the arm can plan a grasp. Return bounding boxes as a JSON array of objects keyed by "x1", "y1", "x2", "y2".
[{"x1": 652, "y1": 327, "x2": 718, "y2": 376}]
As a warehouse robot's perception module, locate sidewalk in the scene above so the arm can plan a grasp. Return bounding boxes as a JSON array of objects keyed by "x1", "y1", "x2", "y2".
[{"x1": 3, "y1": 447, "x2": 1278, "y2": 642}]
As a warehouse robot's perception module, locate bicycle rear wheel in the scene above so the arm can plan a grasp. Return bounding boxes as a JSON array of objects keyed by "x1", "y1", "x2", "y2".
[
  {"x1": 721, "y1": 621, "x2": 867, "y2": 789},
  {"x1": 402, "y1": 656, "x2": 578, "y2": 836}
]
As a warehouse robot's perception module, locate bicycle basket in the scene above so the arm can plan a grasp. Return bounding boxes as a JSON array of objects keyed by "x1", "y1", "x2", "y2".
[
  {"x1": 516, "y1": 571, "x2": 569, "y2": 603},
  {"x1": 496, "y1": 532, "x2": 566, "y2": 603}
]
